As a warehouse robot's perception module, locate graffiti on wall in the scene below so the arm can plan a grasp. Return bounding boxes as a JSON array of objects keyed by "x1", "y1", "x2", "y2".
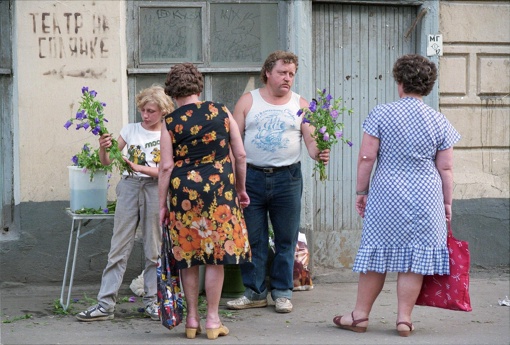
[{"x1": 29, "y1": 12, "x2": 109, "y2": 59}]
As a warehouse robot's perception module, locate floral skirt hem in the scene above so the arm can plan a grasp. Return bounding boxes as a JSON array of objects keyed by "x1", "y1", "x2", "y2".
[{"x1": 174, "y1": 255, "x2": 251, "y2": 270}]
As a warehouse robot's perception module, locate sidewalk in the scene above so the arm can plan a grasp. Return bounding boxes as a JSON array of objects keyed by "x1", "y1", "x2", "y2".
[{"x1": 1, "y1": 269, "x2": 509, "y2": 345}]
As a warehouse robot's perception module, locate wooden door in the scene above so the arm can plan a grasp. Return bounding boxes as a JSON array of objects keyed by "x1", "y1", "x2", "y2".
[{"x1": 312, "y1": 2, "x2": 417, "y2": 268}]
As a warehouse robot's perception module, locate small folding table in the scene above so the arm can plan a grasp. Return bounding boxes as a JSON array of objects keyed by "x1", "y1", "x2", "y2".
[{"x1": 60, "y1": 209, "x2": 114, "y2": 311}]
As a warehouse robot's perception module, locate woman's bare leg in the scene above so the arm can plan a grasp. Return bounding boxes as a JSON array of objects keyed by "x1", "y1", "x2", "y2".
[
  {"x1": 396, "y1": 271, "x2": 423, "y2": 329},
  {"x1": 181, "y1": 265, "x2": 200, "y2": 328},
  {"x1": 339, "y1": 271, "x2": 386, "y2": 327},
  {"x1": 204, "y1": 264, "x2": 224, "y2": 329}
]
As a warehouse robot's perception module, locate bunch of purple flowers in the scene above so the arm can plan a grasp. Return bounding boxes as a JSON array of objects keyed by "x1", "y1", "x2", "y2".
[
  {"x1": 64, "y1": 87, "x2": 109, "y2": 136},
  {"x1": 64, "y1": 87, "x2": 130, "y2": 176},
  {"x1": 297, "y1": 88, "x2": 353, "y2": 181}
]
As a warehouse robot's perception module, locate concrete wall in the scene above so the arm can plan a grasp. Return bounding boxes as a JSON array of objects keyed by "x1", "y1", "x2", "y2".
[
  {"x1": 17, "y1": 0, "x2": 126, "y2": 203},
  {"x1": 0, "y1": 1, "x2": 143, "y2": 284},
  {"x1": 1, "y1": 202, "x2": 144, "y2": 284},
  {"x1": 439, "y1": 0, "x2": 509, "y2": 267}
]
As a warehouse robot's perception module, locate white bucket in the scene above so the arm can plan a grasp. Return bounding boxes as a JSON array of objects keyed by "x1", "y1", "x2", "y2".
[{"x1": 68, "y1": 166, "x2": 108, "y2": 211}]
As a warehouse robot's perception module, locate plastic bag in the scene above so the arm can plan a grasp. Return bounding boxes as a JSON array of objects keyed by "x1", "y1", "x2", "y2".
[
  {"x1": 130, "y1": 271, "x2": 145, "y2": 297},
  {"x1": 293, "y1": 232, "x2": 313, "y2": 291}
]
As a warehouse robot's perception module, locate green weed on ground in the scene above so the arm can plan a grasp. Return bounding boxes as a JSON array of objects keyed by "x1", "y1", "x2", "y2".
[
  {"x1": 52, "y1": 293, "x2": 134, "y2": 316},
  {"x1": 2, "y1": 314, "x2": 33, "y2": 323},
  {"x1": 53, "y1": 293, "x2": 99, "y2": 315},
  {"x1": 51, "y1": 292, "x2": 239, "y2": 320}
]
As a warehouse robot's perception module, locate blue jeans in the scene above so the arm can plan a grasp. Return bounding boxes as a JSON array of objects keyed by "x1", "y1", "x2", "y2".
[{"x1": 240, "y1": 162, "x2": 302, "y2": 301}]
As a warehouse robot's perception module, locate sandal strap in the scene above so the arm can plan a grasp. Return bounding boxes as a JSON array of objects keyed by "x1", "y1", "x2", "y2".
[
  {"x1": 396, "y1": 321, "x2": 413, "y2": 331},
  {"x1": 351, "y1": 311, "x2": 369, "y2": 326}
]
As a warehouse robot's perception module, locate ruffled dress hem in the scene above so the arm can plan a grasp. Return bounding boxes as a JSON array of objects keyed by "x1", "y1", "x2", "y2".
[{"x1": 352, "y1": 245, "x2": 450, "y2": 275}]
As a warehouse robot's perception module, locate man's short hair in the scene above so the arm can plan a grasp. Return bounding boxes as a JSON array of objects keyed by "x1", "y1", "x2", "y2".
[{"x1": 260, "y1": 50, "x2": 299, "y2": 84}]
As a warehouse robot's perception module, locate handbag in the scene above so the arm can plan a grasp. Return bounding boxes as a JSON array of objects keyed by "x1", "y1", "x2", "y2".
[
  {"x1": 415, "y1": 222, "x2": 472, "y2": 311},
  {"x1": 157, "y1": 225, "x2": 184, "y2": 330}
]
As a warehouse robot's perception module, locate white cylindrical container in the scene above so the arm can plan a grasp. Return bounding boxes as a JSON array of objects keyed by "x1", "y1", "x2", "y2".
[{"x1": 68, "y1": 166, "x2": 108, "y2": 211}]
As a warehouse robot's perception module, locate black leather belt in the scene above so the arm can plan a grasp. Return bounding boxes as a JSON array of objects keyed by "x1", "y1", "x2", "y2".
[{"x1": 247, "y1": 163, "x2": 298, "y2": 174}]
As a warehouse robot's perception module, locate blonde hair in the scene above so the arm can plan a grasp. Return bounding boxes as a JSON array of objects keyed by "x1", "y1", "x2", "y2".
[{"x1": 136, "y1": 85, "x2": 175, "y2": 115}]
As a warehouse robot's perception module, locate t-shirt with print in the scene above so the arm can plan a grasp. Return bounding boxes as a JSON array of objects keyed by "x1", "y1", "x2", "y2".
[{"x1": 119, "y1": 123, "x2": 161, "y2": 177}]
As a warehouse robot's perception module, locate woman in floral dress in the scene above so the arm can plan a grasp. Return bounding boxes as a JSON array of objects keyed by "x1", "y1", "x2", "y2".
[{"x1": 159, "y1": 63, "x2": 251, "y2": 340}]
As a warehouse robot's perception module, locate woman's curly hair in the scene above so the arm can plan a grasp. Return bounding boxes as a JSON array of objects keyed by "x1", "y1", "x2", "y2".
[
  {"x1": 164, "y1": 63, "x2": 204, "y2": 99},
  {"x1": 393, "y1": 54, "x2": 437, "y2": 96}
]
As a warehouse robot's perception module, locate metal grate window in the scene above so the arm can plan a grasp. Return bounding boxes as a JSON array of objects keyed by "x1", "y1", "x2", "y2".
[{"x1": 127, "y1": 1, "x2": 281, "y2": 119}]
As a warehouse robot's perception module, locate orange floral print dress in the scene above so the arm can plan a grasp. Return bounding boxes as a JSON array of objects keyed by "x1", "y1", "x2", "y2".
[{"x1": 164, "y1": 101, "x2": 251, "y2": 269}]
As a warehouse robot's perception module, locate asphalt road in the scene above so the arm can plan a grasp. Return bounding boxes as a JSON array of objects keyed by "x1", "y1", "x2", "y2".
[{"x1": 1, "y1": 269, "x2": 509, "y2": 345}]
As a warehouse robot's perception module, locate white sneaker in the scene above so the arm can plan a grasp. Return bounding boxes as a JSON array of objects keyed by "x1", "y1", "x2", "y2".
[
  {"x1": 226, "y1": 296, "x2": 268, "y2": 310},
  {"x1": 275, "y1": 298, "x2": 292, "y2": 313},
  {"x1": 144, "y1": 302, "x2": 160, "y2": 321},
  {"x1": 75, "y1": 304, "x2": 114, "y2": 321}
]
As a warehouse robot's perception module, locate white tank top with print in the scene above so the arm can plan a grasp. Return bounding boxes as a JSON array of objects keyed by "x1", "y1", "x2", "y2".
[{"x1": 244, "y1": 89, "x2": 302, "y2": 167}]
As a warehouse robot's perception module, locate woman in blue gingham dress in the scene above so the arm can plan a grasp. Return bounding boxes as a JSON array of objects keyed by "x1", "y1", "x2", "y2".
[{"x1": 333, "y1": 55, "x2": 460, "y2": 337}]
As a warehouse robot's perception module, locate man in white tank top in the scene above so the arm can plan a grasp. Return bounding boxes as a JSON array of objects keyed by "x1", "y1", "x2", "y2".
[{"x1": 227, "y1": 51, "x2": 330, "y2": 313}]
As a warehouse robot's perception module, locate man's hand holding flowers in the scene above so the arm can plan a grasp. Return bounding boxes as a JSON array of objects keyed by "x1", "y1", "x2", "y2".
[
  {"x1": 298, "y1": 88, "x2": 352, "y2": 181},
  {"x1": 315, "y1": 149, "x2": 330, "y2": 165}
]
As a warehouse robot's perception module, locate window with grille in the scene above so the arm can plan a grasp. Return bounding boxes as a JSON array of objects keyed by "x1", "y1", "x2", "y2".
[{"x1": 127, "y1": 1, "x2": 281, "y2": 120}]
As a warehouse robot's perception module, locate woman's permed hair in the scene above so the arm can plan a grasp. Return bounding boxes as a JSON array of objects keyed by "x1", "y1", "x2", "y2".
[
  {"x1": 392, "y1": 54, "x2": 437, "y2": 96},
  {"x1": 164, "y1": 63, "x2": 204, "y2": 99},
  {"x1": 260, "y1": 50, "x2": 299, "y2": 84},
  {"x1": 136, "y1": 85, "x2": 174, "y2": 116}
]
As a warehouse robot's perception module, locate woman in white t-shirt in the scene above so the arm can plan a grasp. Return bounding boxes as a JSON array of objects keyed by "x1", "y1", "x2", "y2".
[{"x1": 76, "y1": 85, "x2": 174, "y2": 322}]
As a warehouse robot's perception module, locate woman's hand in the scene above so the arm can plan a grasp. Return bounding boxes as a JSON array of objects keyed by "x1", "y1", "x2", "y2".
[
  {"x1": 122, "y1": 156, "x2": 139, "y2": 173},
  {"x1": 237, "y1": 191, "x2": 250, "y2": 209},
  {"x1": 98, "y1": 133, "x2": 112, "y2": 149},
  {"x1": 355, "y1": 195, "x2": 368, "y2": 218},
  {"x1": 160, "y1": 207, "x2": 169, "y2": 226},
  {"x1": 445, "y1": 204, "x2": 452, "y2": 223}
]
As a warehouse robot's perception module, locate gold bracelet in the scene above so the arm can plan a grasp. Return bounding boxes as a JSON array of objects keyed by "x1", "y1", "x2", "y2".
[{"x1": 356, "y1": 190, "x2": 369, "y2": 195}]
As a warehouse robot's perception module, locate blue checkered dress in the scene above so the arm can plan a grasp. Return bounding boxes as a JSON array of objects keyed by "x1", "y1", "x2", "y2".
[{"x1": 353, "y1": 97, "x2": 461, "y2": 275}]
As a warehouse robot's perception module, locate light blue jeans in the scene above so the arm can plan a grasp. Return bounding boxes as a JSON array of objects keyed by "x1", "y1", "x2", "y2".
[{"x1": 240, "y1": 162, "x2": 302, "y2": 301}]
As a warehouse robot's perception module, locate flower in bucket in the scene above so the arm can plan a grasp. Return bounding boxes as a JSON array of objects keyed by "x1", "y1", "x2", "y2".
[
  {"x1": 297, "y1": 88, "x2": 353, "y2": 181},
  {"x1": 68, "y1": 143, "x2": 117, "y2": 214},
  {"x1": 64, "y1": 86, "x2": 132, "y2": 177},
  {"x1": 72, "y1": 143, "x2": 111, "y2": 176}
]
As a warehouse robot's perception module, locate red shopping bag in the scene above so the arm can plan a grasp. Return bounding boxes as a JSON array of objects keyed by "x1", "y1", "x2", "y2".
[{"x1": 415, "y1": 222, "x2": 472, "y2": 311}]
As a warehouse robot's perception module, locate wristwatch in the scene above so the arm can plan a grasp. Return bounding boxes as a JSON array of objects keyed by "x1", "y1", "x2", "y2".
[{"x1": 356, "y1": 190, "x2": 369, "y2": 195}]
